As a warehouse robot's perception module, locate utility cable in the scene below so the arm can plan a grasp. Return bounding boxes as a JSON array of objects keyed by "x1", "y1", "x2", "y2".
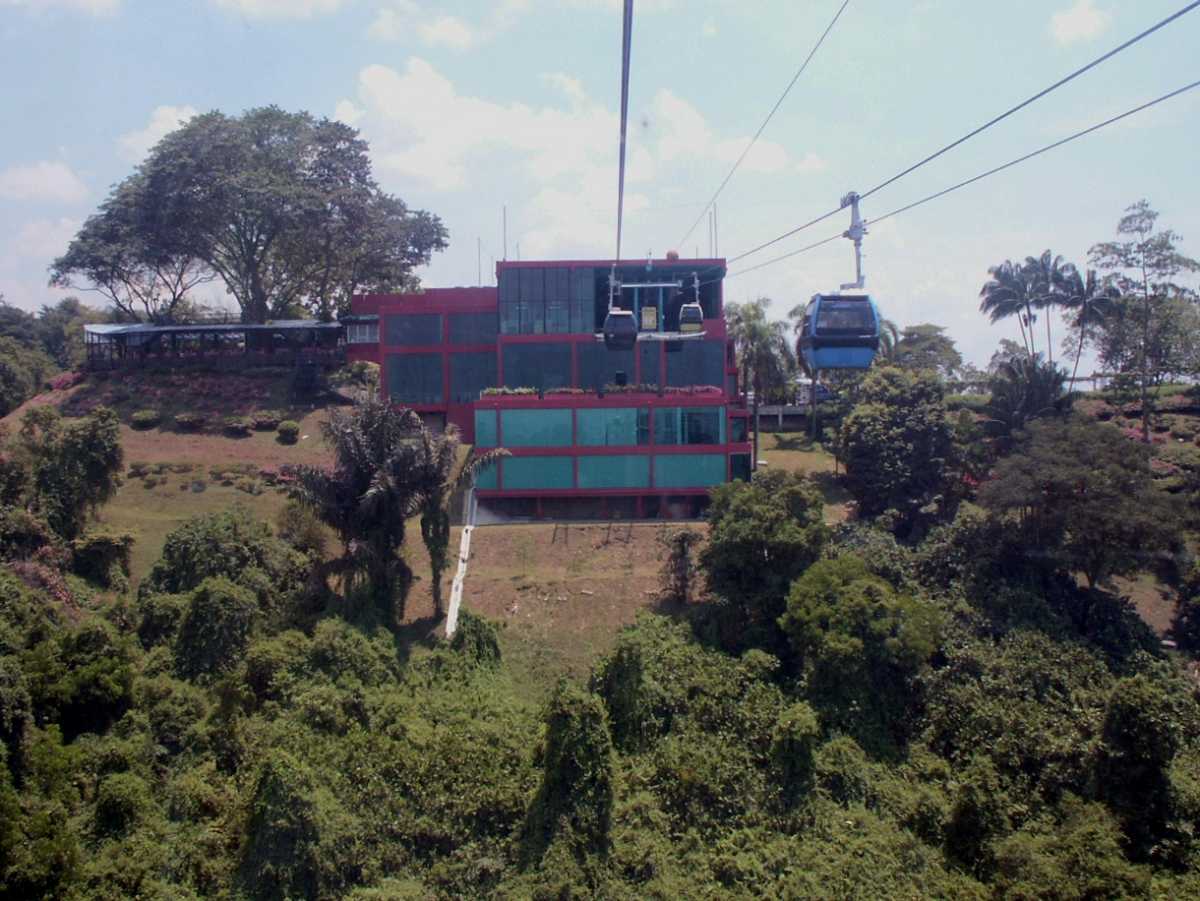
[
  {"x1": 718, "y1": 77, "x2": 1200, "y2": 283},
  {"x1": 616, "y1": 0, "x2": 634, "y2": 261},
  {"x1": 728, "y1": 0, "x2": 1200, "y2": 265},
  {"x1": 678, "y1": 0, "x2": 852, "y2": 249}
]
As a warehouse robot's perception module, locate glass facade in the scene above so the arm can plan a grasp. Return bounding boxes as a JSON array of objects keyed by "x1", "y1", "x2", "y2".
[
  {"x1": 501, "y1": 408, "x2": 573, "y2": 447},
  {"x1": 578, "y1": 455, "x2": 650, "y2": 489},
  {"x1": 475, "y1": 461, "x2": 499, "y2": 489},
  {"x1": 639, "y1": 341, "x2": 660, "y2": 386},
  {"x1": 475, "y1": 409, "x2": 498, "y2": 447},
  {"x1": 666, "y1": 340, "x2": 725, "y2": 388},
  {"x1": 501, "y1": 267, "x2": 597, "y2": 336},
  {"x1": 577, "y1": 408, "x2": 649, "y2": 446},
  {"x1": 386, "y1": 353, "x2": 442, "y2": 404},
  {"x1": 503, "y1": 455, "x2": 573, "y2": 489},
  {"x1": 384, "y1": 313, "x2": 442, "y2": 346},
  {"x1": 654, "y1": 454, "x2": 727, "y2": 488},
  {"x1": 449, "y1": 351, "x2": 497, "y2": 403},
  {"x1": 654, "y1": 407, "x2": 725, "y2": 445},
  {"x1": 730, "y1": 416, "x2": 748, "y2": 443},
  {"x1": 730, "y1": 453, "x2": 752, "y2": 482},
  {"x1": 448, "y1": 312, "x2": 497, "y2": 345},
  {"x1": 578, "y1": 342, "x2": 634, "y2": 391},
  {"x1": 501, "y1": 343, "x2": 572, "y2": 390}
]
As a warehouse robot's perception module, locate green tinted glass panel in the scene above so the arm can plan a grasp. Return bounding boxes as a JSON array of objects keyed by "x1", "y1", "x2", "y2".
[
  {"x1": 578, "y1": 454, "x2": 650, "y2": 489},
  {"x1": 475, "y1": 409, "x2": 498, "y2": 448},
  {"x1": 475, "y1": 461, "x2": 498, "y2": 489},
  {"x1": 654, "y1": 407, "x2": 724, "y2": 445},
  {"x1": 385, "y1": 314, "x2": 442, "y2": 346},
  {"x1": 730, "y1": 416, "x2": 748, "y2": 443},
  {"x1": 502, "y1": 343, "x2": 572, "y2": 390},
  {"x1": 448, "y1": 312, "x2": 497, "y2": 344},
  {"x1": 579, "y1": 342, "x2": 635, "y2": 391},
  {"x1": 449, "y1": 351, "x2": 497, "y2": 402},
  {"x1": 666, "y1": 339, "x2": 724, "y2": 387},
  {"x1": 386, "y1": 353, "x2": 442, "y2": 404},
  {"x1": 654, "y1": 453, "x2": 727, "y2": 488},
  {"x1": 501, "y1": 408, "x2": 572, "y2": 447},
  {"x1": 503, "y1": 455, "x2": 574, "y2": 490},
  {"x1": 730, "y1": 453, "x2": 752, "y2": 482},
  {"x1": 639, "y1": 341, "x2": 660, "y2": 386},
  {"x1": 577, "y1": 408, "x2": 648, "y2": 446}
]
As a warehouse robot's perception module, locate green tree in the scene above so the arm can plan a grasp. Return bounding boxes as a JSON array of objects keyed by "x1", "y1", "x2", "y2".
[
  {"x1": 982, "y1": 354, "x2": 1068, "y2": 446},
  {"x1": 779, "y1": 555, "x2": 942, "y2": 755},
  {"x1": 1089, "y1": 200, "x2": 1200, "y2": 440},
  {"x1": 18, "y1": 406, "x2": 123, "y2": 540},
  {"x1": 1024, "y1": 250, "x2": 1074, "y2": 368},
  {"x1": 174, "y1": 577, "x2": 258, "y2": 681},
  {"x1": 1057, "y1": 268, "x2": 1120, "y2": 388},
  {"x1": 409, "y1": 421, "x2": 507, "y2": 617},
  {"x1": 727, "y1": 299, "x2": 794, "y2": 464},
  {"x1": 977, "y1": 418, "x2": 1177, "y2": 590},
  {"x1": 0, "y1": 337, "x2": 56, "y2": 418},
  {"x1": 290, "y1": 400, "x2": 422, "y2": 625},
  {"x1": 979, "y1": 259, "x2": 1037, "y2": 358},
  {"x1": 700, "y1": 470, "x2": 827, "y2": 636},
  {"x1": 64, "y1": 107, "x2": 449, "y2": 323},
  {"x1": 892, "y1": 324, "x2": 962, "y2": 382},
  {"x1": 839, "y1": 367, "x2": 958, "y2": 535}
]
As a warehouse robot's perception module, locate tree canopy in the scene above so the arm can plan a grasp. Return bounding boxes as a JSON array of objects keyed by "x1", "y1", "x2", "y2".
[{"x1": 52, "y1": 106, "x2": 448, "y2": 323}]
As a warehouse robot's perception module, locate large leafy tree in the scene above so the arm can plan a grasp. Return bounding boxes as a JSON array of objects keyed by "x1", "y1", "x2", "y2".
[
  {"x1": 290, "y1": 401, "x2": 423, "y2": 625},
  {"x1": 892, "y1": 324, "x2": 962, "y2": 382},
  {"x1": 977, "y1": 417, "x2": 1177, "y2": 589},
  {"x1": 839, "y1": 366, "x2": 959, "y2": 537},
  {"x1": 55, "y1": 107, "x2": 447, "y2": 324},
  {"x1": 727, "y1": 298, "x2": 795, "y2": 465},
  {"x1": 1088, "y1": 201, "x2": 1200, "y2": 441},
  {"x1": 409, "y1": 421, "x2": 507, "y2": 617}
]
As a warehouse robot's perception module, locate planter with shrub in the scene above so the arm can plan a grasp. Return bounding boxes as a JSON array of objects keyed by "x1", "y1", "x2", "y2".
[
  {"x1": 252, "y1": 410, "x2": 284, "y2": 431},
  {"x1": 223, "y1": 416, "x2": 253, "y2": 437},
  {"x1": 174, "y1": 412, "x2": 206, "y2": 433},
  {"x1": 277, "y1": 421, "x2": 300, "y2": 444},
  {"x1": 130, "y1": 409, "x2": 162, "y2": 430}
]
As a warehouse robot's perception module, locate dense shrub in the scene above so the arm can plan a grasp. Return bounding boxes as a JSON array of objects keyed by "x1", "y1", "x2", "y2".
[
  {"x1": 174, "y1": 411, "x2": 206, "y2": 432},
  {"x1": 277, "y1": 421, "x2": 300, "y2": 444},
  {"x1": 129, "y1": 409, "x2": 161, "y2": 430},
  {"x1": 70, "y1": 530, "x2": 134, "y2": 589},
  {"x1": 223, "y1": 415, "x2": 253, "y2": 436},
  {"x1": 274, "y1": 500, "x2": 328, "y2": 559},
  {"x1": 0, "y1": 506, "x2": 56, "y2": 562},
  {"x1": 174, "y1": 577, "x2": 258, "y2": 681},
  {"x1": 450, "y1": 611, "x2": 501, "y2": 668},
  {"x1": 93, "y1": 771, "x2": 153, "y2": 836},
  {"x1": 252, "y1": 410, "x2": 284, "y2": 431}
]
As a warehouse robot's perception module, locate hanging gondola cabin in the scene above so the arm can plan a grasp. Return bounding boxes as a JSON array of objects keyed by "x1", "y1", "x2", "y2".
[
  {"x1": 602, "y1": 307, "x2": 638, "y2": 351},
  {"x1": 797, "y1": 292, "x2": 881, "y2": 371}
]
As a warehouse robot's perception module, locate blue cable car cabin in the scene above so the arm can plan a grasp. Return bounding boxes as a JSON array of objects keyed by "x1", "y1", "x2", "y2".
[{"x1": 797, "y1": 293, "x2": 881, "y2": 371}]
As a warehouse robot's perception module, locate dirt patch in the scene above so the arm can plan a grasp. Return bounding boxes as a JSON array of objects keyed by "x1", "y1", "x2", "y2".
[{"x1": 1113, "y1": 573, "x2": 1178, "y2": 637}]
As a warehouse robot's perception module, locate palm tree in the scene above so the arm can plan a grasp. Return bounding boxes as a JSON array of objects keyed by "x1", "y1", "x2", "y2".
[
  {"x1": 409, "y1": 420, "x2": 508, "y2": 617},
  {"x1": 982, "y1": 355, "x2": 1068, "y2": 448},
  {"x1": 1058, "y1": 268, "x2": 1120, "y2": 390},
  {"x1": 979, "y1": 260, "x2": 1036, "y2": 358},
  {"x1": 1025, "y1": 250, "x2": 1073, "y2": 368},
  {"x1": 877, "y1": 317, "x2": 900, "y2": 363},
  {"x1": 290, "y1": 400, "x2": 423, "y2": 626},
  {"x1": 726, "y1": 298, "x2": 794, "y2": 466}
]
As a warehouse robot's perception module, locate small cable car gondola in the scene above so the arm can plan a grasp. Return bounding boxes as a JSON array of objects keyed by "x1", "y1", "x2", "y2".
[
  {"x1": 679, "y1": 301, "x2": 704, "y2": 333},
  {"x1": 599, "y1": 265, "x2": 708, "y2": 350},
  {"x1": 797, "y1": 292, "x2": 881, "y2": 371},
  {"x1": 602, "y1": 308, "x2": 638, "y2": 351}
]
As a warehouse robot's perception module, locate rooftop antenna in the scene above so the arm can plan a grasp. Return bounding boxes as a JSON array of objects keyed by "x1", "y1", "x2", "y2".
[{"x1": 839, "y1": 191, "x2": 867, "y2": 290}]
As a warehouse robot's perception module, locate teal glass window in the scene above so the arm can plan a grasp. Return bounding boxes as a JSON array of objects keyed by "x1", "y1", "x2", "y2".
[
  {"x1": 654, "y1": 453, "x2": 727, "y2": 488},
  {"x1": 730, "y1": 453, "x2": 752, "y2": 482},
  {"x1": 503, "y1": 455, "x2": 574, "y2": 490},
  {"x1": 386, "y1": 353, "x2": 442, "y2": 404},
  {"x1": 475, "y1": 461, "x2": 499, "y2": 489},
  {"x1": 666, "y1": 339, "x2": 724, "y2": 388},
  {"x1": 449, "y1": 351, "x2": 497, "y2": 403},
  {"x1": 502, "y1": 343, "x2": 572, "y2": 390},
  {"x1": 501, "y1": 408, "x2": 572, "y2": 447},
  {"x1": 578, "y1": 454, "x2": 650, "y2": 489},
  {"x1": 654, "y1": 407, "x2": 725, "y2": 445},
  {"x1": 499, "y1": 270, "x2": 520, "y2": 335},
  {"x1": 448, "y1": 312, "x2": 497, "y2": 344},
  {"x1": 577, "y1": 408, "x2": 649, "y2": 446},
  {"x1": 385, "y1": 314, "x2": 442, "y2": 346},
  {"x1": 579, "y1": 342, "x2": 635, "y2": 391},
  {"x1": 475, "y1": 409, "x2": 498, "y2": 448},
  {"x1": 639, "y1": 341, "x2": 660, "y2": 386},
  {"x1": 730, "y1": 417, "x2": 748, "y2": 443}
]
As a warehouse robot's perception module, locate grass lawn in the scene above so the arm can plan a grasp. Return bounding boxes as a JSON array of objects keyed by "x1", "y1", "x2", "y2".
[{"x1": 756, "y1": 431, "x2": 853, "y2": 523}]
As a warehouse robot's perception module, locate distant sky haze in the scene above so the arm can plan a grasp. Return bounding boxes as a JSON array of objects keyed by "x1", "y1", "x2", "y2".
[{"x1": 1, "y1": 0, "x2": 1197, "y2": 365}]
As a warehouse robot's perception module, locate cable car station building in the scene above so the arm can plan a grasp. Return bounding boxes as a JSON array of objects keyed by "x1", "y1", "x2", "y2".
[{"x1": 349, "y1": 257, "x2": 751, "y2": 519}]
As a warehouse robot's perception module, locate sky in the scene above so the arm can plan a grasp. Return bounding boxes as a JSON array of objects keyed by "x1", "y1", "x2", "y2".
[{"x1": 1, "y1": 0, "x2": 1198, "y2": 367}]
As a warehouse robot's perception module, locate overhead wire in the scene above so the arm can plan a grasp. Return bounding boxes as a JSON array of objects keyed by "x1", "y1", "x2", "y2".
[
  {"x1": 677, "y1": 0, "x2": 852, "y2": 249},
  {"x1": 712, "y1": 76, "x2": 1200, "y2": 286},
  {"x1": 727, "y1": 0, "x2": 1200, "y2": 265}
]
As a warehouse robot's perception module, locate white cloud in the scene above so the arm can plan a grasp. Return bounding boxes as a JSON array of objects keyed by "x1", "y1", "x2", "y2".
[
  {"x1": 1049, "y1": 0, "x2": 1111, "y2": 46},
  {"x1": 795, "y1": 151, "x2": 827, "y2": 174},
  {"x1": 0, "y1": 161, "x2": 87, "y2": 204},
  {"x1": 11, "y1": 217, "x2": 79, "y2": 261},
  {"x1": 419, "y1": 14, "x2": 477, "y2": 49},
  {"x1": 0, "y1": 218, "x2": 81, "y2": 312},
  {"x1": 212, "y1": 0, "x2": 343, "y2": 19},
  {"x1": 118, "y1": 105, "x2": 199, "y2": 161},
  {"x1": 1, "y1": 0, "x2": 119, "y2": 15}
]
